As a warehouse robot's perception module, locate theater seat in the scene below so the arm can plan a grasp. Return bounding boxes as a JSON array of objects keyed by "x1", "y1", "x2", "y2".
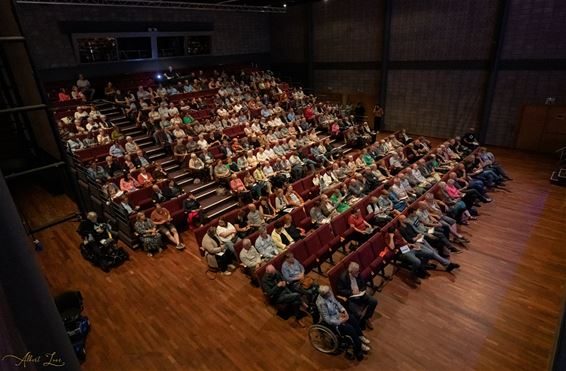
[{"x1": 290, "y1": 241, "x2": 316, "y2": 272}]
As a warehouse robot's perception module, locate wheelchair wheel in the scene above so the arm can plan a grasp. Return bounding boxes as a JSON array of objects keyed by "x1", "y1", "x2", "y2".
[{"x1": 308, "y1": 324, "x2": 339, "y2": 354}]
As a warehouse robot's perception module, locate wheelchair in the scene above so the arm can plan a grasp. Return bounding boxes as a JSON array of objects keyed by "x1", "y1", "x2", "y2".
[{"x1": 308, "y1": 321, "x2": 355, "y2": 359}]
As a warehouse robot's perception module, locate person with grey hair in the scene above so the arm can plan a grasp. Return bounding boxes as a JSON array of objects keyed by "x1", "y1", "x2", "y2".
[
  {"x1": 254, "y1": 226, "x2": 279, "y2": 259},
  {"x1": 240, "y1": 238, "x2": 264, "y2": 286},
  {"x1": 124, "y1": 136, "x2": 140, "y2": 154},
  {"x1": 316, "y1": 285, "x2": 369, "y2": 360},
  {"x1": 336, "y1": 262, "x2": 378, "y2": 330}
]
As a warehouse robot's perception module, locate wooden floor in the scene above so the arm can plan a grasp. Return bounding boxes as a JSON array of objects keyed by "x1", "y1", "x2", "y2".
[{"x1": 30, "y1": 147, "x2": 566, "y2": 371}]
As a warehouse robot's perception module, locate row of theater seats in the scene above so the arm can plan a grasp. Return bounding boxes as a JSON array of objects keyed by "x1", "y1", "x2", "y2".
[
  {"x1": 249, "y1": 138, "x2": 449, "y2": 284},
  {"x1": 326, "y1": 146, "x2": 480, "y2": 293}
]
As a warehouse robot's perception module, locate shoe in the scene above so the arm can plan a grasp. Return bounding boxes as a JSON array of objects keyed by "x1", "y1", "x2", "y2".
[
  {"x1": 365, "y1": 320, "x2": 374, "y2": 330},
  {"x1": 355, "y1": 353, "x2": 364, "y2": 361},
  {"x1": 446, "y1": 263, "x2": 460, "y2": 273},
  {"x1": 147, "y1": 252, "x2": 153, "y2": 257},
  {"x1": 158, "y1": 248, "x2": 163, "y2": 253},
  {"x1": 359, "y1": 336, "x2": 371, "y2": 345},
  {"x1": 413, "y1": 277, "x2": 421, "y2": 285},
  {"x1": 424, "y1": 263, "x2": 437, "y2": 270},
  {"x1": 227, "y1": 264, "x2": 236, "y2": 270},
  {"x1": 469, "y1": 216, "x2": 478, "y2": 220},
  {"x1": 483, "y1": 197, "x2": 492, "y2": 203},
  {"x1": 175, "y1": 244, "x2": 185, "y2": 250},
  {"x1": 361, "y1": 344, "x2": 371, "y2": 353},
  {"x1": 221, "y1": 271, "x2": 232, "y2": 276}
]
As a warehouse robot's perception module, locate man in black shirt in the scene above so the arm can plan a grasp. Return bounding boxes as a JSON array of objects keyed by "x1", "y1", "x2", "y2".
[
  {"x1": 462, "y1": 127, "x2": 480, "y2": 149},
  {"x1": 262, "y1": 264, "x2": 308, "y2": 327}
]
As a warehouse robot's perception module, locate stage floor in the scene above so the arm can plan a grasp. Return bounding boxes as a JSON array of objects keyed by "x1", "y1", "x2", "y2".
[{"x1": 32, "y1": 147, "x2": 566, "y2": 371}]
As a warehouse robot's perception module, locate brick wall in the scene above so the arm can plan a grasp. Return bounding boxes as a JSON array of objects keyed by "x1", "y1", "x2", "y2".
[
  {"x1": 270, "y1": 5, "x2": 307, "y2": 64},
  {"x1": 487, "y1": 71, "x2": 566, "y2": 147},
  {"x1": 312, "y1": 0, "x2": 383, "y2": 63},
  {"x1": 390, "y1": 0, "x2": 499, "y2": 61},
  {"x1": 386, "y1": 70, "x2": 488, "y2": 138},
  {"x1": 502, "y1": 0, "x2": 566, "y2": 59},
  {"x1": 313, "y1": 69, "x2": 379, "y2": 95},
  {"x1": 16, "y1": 4, "x2": 270, "y2": 70}
]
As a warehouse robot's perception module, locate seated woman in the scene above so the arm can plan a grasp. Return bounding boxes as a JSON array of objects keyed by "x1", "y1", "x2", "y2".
[
  {"x1": 150, "y1": 203, "x2": 184, "y2": 250},
  {"x1": 437, "y1": 181, "x2": 473, "y2": 224},
  {"x1": 282, "y1": 214, "x2": 305, "y2": 241},
  {"x1": 258, "y1": 196, "x2": 277, "y2": 221},
  {"x1": 234, "y1": 209, "x2": 252, "y2": 238},
  {"x1": 188, "y1": 153, "x2": 208, "y2": 183},
  {"x1": 329, "y1": 189, "x2": 350, "y2": 213},
  {"x1": 274, "y1": 188, "x2": 289, "y2": 213},
  {"x1": 134, "y1": 212, "x2": 163, "y2": 257},
  {"x1": 137, "y1": 167, "x2": 154, "y2": 187},
  {"x1": 285, "y1": 185, "x2": 304, "y2": 207},
  {"x1": 119, "y1": 173, "x2": 140, "y2": 192},
  {"x1": 230, "y1": 174, "x2": 251, "y2": 204},
  {"x1": 183, "y1": 192, "x2": 205, "y2": 228},
  {"x1": 214, "y1": 159, "x2": 231, "y2": 185}
]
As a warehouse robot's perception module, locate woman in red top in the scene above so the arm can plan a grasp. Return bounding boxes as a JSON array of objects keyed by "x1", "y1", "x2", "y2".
[
  {"x1": 120, "y1": 173, "x2": 140, "y2": 192},
  {"x1": 137, "y1": 167, "x2": 154, "y2": 187},
  {"x1": 58, "y1": 88, "x2": 71, "y2": 102},
  {"x1": 304, "y1": 104, "x2": 315, "y2": 123},
  {"x1": 348, "y1": 208, "x2": 374, "y2": 246}
]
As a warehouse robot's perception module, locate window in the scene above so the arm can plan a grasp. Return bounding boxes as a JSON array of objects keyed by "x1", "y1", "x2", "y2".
[
  {"x1": 117, "y1": 37, "x2": 152, "y2": 60},
  {"x1": 186, "y1": 36, "x2": 211, "y2": 55},
  {"x1": 157, "y1": 36, "x2": 185, "y2": 57},
  {"x1": 76, "y1": 37, "x2": 118, "y2": 63}
]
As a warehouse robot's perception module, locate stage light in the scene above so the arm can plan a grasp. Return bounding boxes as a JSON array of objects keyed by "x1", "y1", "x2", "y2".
[
  {"x1": 156, "y1": 74, "x2": 163, "y2": 80},
  {"x1": 283, "y1": 3, "x2": 287, "y2": 7}
]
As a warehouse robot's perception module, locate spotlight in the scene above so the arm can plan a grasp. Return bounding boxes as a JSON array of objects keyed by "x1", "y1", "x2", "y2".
[
  {"x1": 156, "y1": 74, "x2": 163, "y2": 80},
  {"x1": 283, "y1": 3, "x2": 287, "y2": 7}
]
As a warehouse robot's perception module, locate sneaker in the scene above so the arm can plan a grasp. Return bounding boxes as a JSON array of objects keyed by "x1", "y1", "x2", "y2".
[
  {"x1": 147, "y1": 252, "x2": 153, "y2": 257},
  {"x1": 227, "y1": 264, "x2": 236, "y2": 270},
  {"x1": 361, "y1": 344, "x2": 371, "y2": 353},
  {"x1": 175, "y1": 244, "x2": 185, "y2": 250},
  {"x1": 221, "y1": 271, "x2": 232, "y2": 276},
  {"x1": 359, "y1": 336, "x2": 371, "y2": 345}
]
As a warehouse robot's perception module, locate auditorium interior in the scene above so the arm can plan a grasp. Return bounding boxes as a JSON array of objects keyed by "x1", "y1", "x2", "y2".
[{"x1": 1, "y1": 0, "x2": 566, "y2": 370}]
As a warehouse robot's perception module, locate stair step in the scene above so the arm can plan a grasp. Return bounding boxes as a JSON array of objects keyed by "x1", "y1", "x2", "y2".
[
  {"x1": 204, "y1": 198, "x2": 240, "y2": 219},
  {"x1": 163, "y1": 164, "x2": 180, "y2": 172},
  {"x1": 183, "y1": 179, "x2": 218, "y2": 195},
  {"x1": 148, "y1": 152, "x2": 167, "y2": 161}
]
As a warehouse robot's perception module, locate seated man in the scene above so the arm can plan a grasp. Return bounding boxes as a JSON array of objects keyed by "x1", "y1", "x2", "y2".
[
  {"x1": 201, "y1": 227, "x2": 237, "y2": 275},
  {"x1": 262, "y1": 264, "x2": 308, "y2": 327},
  {"x1": 310, "y1": 200, "x2": 330, "y2": 227},
  {"x1": 281, "y1": 252, "x2": 318, "y2": 304},
  {"x1": 254, "y1": 226, "x2": 279, "y2": 259},
  {"x1": 336, "y1": 262, "x2": 378, "y2": 330},
  {"x1": 366, "y1": 196, "x2": 394, "y2": 227},
  {"x1": 271, "y1": 220, "x2": 294, "y2": 251},
  {"x1": 150, "y1": 203, "x2": 184, "y2": 250},
  {"x1": 77, "y1": 211, "x2": 117, "y2": 245},
  {"x1": 386, "y1": 227, "x2": 459, "y2": 284},
  {"x1": 239, "y1": 238, "x2": 264, "y2": 286},
  {"x1": 316, "y1": 285, "x2": 370, "y2": 361}
]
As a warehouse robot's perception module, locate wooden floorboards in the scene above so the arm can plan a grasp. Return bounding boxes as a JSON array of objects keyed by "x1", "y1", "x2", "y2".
[{"x1": 29, "y1": 147, "x2": 566, "y2": 371}]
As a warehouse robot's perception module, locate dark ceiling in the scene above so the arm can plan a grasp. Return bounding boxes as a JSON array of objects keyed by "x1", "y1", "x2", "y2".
[{"x1": 168, "y1": 0, "x2": 314, "y2": 7}]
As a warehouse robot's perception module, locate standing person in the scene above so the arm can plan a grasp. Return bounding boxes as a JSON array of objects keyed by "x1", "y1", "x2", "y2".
[
  {"x1": 372, "y1": 104, "x2": 384, "y2": 133},
  {"x1": 354, "y1": 102, "x2": 365, "y2": 123}
]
